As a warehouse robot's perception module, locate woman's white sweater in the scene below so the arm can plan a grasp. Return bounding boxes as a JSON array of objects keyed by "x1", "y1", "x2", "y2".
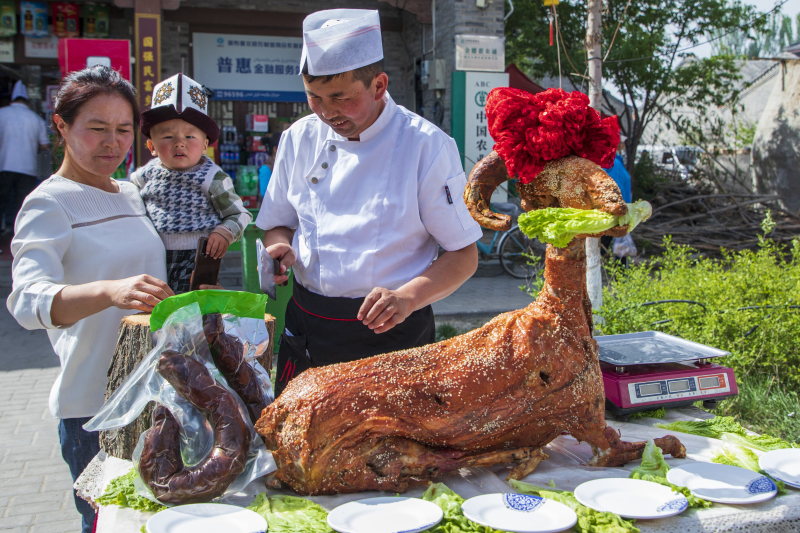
[{"x1": 6, "y1": 176, "x2": 167, "y2": 420}]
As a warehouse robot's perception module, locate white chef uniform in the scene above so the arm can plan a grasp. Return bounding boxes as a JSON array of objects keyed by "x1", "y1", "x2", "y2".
[{"x1": 255, "y1": 92, "x2": 482, "y2": 298}]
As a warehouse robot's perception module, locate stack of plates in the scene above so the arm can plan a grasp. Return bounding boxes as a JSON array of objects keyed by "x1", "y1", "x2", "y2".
[
  {"x1": 574, "y1": 478, "x2": 688, "y2": 519},
  {"x1": 667, "y1": 462, "x2": 778, "y2": 504},
  {"x1": 759, "y1": 449, "x2": 800, "y2": 489}
]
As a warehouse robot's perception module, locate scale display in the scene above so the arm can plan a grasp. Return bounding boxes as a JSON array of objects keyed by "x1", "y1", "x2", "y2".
[{"x1": 628, "y1": 373, "x2": 728, "y2": 405}]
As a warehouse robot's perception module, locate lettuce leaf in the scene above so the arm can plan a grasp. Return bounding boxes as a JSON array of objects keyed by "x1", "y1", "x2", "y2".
[
  {"x1": 509, "y1": 479, "x2": 639, "y2": 533},
  {"x1": 420, "y1": 483, "x2": 504, "y2": 533},
  {"x1": 628, "y1": 440, "x2": 711, "y2": 508},
  {"x1": 96, "y1": 470, "x2": 166, "y2": 513},
  {"x1": 246, "y1": 493, "x2": 333, "y2": 533},
  {"x1": 711, "y1": 445, "x2": 787, "y2": 495},
  {"x1": 517, "y1": 200, "x2": 652, "y2": 247},
  {"x1": 628, "y1": 407, "x2": 666, "y2": 420},
  {"x1": 654, "y1": 416, "x2": 748, "y2": 439},
  {"x1": 720, "y1": 432, "x2": 796, "y2": 452}
]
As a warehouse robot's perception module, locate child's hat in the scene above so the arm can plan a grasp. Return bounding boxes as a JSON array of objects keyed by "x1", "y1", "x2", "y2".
[{"x1": 141, "y1": 73, "x2": 219, "y2": 143}]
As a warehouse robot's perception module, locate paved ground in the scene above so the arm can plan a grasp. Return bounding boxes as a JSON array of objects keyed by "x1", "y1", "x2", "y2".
[{"x1": 0, "y1": 237, "x2": 537, "y2": 532}]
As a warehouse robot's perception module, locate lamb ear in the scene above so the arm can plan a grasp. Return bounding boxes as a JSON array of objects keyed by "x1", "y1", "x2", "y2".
[{"x1": 465, "y1": 151, "x2": 513, "y2": 231}]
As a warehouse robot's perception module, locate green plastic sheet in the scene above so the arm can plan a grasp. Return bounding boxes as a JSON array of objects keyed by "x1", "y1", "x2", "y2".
[{"x1": 150, "y1": 290, "x2": 268, "y2": 331}]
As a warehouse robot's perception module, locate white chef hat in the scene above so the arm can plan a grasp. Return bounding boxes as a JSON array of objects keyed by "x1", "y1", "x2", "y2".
[
  {"x1": 299, "y1": 9, "x2": 383, "y2": 76},
  {"x1": 12, "y1": 80, "x2": 29, "y2": 101}
]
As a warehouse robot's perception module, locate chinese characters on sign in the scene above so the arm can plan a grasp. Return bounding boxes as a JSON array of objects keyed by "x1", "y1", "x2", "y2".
[
  {"x1": 463, "y1": 71, "x2": 509, "y2": 202},
  {"x1": 135, "y1": 13, "x2": 160, "y2": 165},
  {"x1": 25, "y1": 35, "x2": 58, "y2": 58},
  {"x1": 455, "y1": 34, "x2": 506, "y2": 72},
  {"x1": 193, "y1": 33, "x2": 306, "y2": 102}
]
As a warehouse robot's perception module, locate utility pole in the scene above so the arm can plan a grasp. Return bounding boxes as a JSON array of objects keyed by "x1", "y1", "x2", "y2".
[{"x1": 585, "y1": 0, "x2": 603, "y2": 316}]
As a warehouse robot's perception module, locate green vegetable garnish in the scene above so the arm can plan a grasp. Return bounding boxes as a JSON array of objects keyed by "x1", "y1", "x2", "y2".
[
  {"x1": 720, "y1": 432, "x2": 796, "y2": 452},
  {"x1": 654, "y1": 416, "x2": 748, "y2": 439},
  {"x1": 509, "y1": 479, "x2": 639, "y2": 533},
  {"x1": 517, "y1": 200, "x2": 651, "y2": 247},
  {"x1": 711, "y1": 445, "x2": 787, "y2": 495},
  {"x1": 421, "y1": 483, "x2": 505, "y2": 532},
  {"x1": 246, "y1": 493, "x2": 333, "y2": 533},
  {"x1": 628, "y1": 407, "x2": 666, "y2": 420},
  {"x1": 96, "y1": 470, "x2": 166, "y2": 513},
  {"x1": 629, "y1": 439, "x2": 711, "y2": 508}
]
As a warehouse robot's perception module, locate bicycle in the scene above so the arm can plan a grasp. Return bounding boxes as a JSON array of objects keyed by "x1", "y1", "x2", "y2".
[{"x1": 476, "y1": 203, "x2": 547, "y2": 280}]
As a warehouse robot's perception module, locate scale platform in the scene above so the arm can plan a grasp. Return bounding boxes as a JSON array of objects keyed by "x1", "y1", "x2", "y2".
[{"x1": 595, "y1": 331, "x2": 738, "y2": 417}]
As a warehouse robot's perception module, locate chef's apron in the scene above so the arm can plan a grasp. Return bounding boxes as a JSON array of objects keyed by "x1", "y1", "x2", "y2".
[{"x1": 274, "y1": 278, "x2": 435, "y2": 396}]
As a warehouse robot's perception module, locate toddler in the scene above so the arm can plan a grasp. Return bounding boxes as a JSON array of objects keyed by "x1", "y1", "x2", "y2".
[{"x1": 131, "y1": 73, "x2": 252, "y2": 293}]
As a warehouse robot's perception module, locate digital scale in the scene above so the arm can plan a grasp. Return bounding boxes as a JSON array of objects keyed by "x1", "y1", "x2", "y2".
[{"x1": 596, "y1": 331, "x2": 739, "y2": 418}]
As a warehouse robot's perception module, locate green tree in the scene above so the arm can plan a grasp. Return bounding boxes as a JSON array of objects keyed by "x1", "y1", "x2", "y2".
[
  {"x1": 505, "y1": 0, "x2": 763, "y2": 184},
  {"x1": 710, "y1": 9, "x2": 797, "y2": 57}
]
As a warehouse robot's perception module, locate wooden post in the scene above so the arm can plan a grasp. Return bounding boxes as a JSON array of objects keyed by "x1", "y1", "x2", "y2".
[
  {"x1": 100, "y1": 312, "x2": 276, "y2": 460},
  {"x1": 585, "y1": 0, "x2": 603, "y2": 315}
]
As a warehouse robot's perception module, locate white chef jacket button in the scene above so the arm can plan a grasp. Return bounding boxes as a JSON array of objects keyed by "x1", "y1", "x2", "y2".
[
  {"x1": 329, "y1": 145, "x2": 336, "y2": 152},
  {"x1": 311, "y1": 177, "x2": 319, "y2": 184},
  {"x1": 321, "y1": 162, "x2": 329, "y2": 169}
]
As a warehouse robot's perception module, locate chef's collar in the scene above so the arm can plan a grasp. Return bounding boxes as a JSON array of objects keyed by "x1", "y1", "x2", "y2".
[{"x1": 327, "y1": 92, "x2": 395, "y2": 143}]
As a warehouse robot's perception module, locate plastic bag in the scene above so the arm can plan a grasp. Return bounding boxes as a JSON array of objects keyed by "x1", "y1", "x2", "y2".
[
  {"x1": 613, "y1": 234, "x2": 638, "y2": 258},
  {"x1": 85, "y1": 300, "x2": 276, "y2": 505}
]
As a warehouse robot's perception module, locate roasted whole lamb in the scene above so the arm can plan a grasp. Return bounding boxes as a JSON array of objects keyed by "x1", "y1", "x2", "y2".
[{"x1": 254, "y1": 149, "x2": 686, "y2": 495}]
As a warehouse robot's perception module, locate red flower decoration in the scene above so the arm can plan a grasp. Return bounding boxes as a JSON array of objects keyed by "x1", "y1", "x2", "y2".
[{"x1": 485, "y1": 87, "x2": 620, "y2": 184}]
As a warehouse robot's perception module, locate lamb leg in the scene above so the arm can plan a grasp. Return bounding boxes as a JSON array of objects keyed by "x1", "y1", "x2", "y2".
[{"x1": 573, "y1": 424, "x2": 686, "y2": 467}]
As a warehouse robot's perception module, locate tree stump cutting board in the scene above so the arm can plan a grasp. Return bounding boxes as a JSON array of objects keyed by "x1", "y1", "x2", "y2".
[{"x1": 99, "y1": 312, "x2": 276, "y2": 460}]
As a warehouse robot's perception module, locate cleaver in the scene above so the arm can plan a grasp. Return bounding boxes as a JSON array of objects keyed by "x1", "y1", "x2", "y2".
[{"x1": 256, "y1": 239, "x2": 288, "y2": 300}]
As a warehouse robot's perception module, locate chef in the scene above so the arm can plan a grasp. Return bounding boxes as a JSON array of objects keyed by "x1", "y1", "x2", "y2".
[{"x1": 256, "y1": 9, "x2": 483, "y2": 395}]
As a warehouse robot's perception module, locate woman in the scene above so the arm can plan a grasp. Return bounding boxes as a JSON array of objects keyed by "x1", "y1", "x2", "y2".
[{"x1": 7, "y1": 66, "x2": 173, "y2": 533}]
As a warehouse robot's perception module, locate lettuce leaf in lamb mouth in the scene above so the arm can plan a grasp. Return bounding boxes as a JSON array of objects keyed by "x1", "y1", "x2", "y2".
[{"x1": 518, "y1": 200, "x2": 652, "y2": 247}]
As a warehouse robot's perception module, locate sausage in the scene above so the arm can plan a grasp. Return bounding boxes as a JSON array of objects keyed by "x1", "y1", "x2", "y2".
[
  {"x1": 138, "y1": 350, "x2": 251, "y2": 505},
  {"x1": 203, "y1": 313, "x2": 269, "y2": 424}
]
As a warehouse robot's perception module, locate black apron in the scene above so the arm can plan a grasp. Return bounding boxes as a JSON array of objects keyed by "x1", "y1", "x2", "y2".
[{"x1": 274, "y1": 279, "x2": 435, "y2": 396}]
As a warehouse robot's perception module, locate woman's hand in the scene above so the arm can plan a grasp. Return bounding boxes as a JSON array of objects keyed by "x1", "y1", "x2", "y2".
[{"x1": 108, "y1": 275, "x2": 174, "y2": 313}]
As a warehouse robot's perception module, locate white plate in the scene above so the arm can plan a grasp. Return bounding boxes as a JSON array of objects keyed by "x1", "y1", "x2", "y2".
[
  {"x1": 145, "y1": 503, "x2": 267, "y2": 533},
  {"x1": 327, "y1": 497, "x2": 443, "y2": 533},
  {"x1": 461, "y1": 493, "x2": 578, "y2": 533},
  {"x1": 574, "y1": 478, "x2": 688, "y2": 519},
  {"x1": 667, "y1": 462, "x2": 778, "y2": 504},
  {"x1": 760, "y1": 448, "x2": 800, "y2": 489}
]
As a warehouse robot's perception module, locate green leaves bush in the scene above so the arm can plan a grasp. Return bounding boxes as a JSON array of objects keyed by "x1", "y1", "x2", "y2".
[{"x1": 598, "y1": 235, "x2": 800, "y2": 390}]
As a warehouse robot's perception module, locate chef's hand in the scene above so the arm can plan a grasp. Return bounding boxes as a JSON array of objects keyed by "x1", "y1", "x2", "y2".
[
  {"x1": 267, "y1": 243, "x2": 295, "y2": 285},
  {"x1": 358, "y1": 288, "x2": 414, "y2": 334}
]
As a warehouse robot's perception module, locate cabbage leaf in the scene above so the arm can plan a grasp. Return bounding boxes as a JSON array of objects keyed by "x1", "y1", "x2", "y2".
[
  {"x1": 628, "y1": 440, "x2": 711, "y2": 508},
  {"x1": 246, "y1": 493, "x2": 333, "y2": 533},
  {"x1": 711, "y1": 445, "x2": 787, "y2": 495},
  {"x1": 517, "y1": 200, "x2": 652, "y2": 247},
  {"x1": 96, "y1": 469, "x2": 165, "y2": 513},
  {"x1": 420, "y1": 483, "x2": 504, "y2": 533}
]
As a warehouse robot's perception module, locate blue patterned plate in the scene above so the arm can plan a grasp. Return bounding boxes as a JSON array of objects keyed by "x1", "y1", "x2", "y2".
[
  {"x1": 667, "y1": 462, "x2": 778, "y2": 504},
  {"x1": 574, "y1": 478, "x2": 689, "y2": 519},
  {"x1": 760, "y1": 448, "x2": 800, "y2": 489},
  {"x1": 461, "y1": 493, "x2": 577, "y2": 533},
  {"x1": 327, "y1": 497, "x2": 443, "y2": 533}
]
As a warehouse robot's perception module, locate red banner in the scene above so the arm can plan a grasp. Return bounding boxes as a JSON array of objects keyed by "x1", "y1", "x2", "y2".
[{"x1": 135, "y1": 13, "x2": 160, "y2": 166}]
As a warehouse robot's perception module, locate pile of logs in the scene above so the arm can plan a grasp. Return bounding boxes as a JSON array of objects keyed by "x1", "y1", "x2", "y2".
[{"x1": 635, "y1": 182, "x2": 800, "y2": 254}]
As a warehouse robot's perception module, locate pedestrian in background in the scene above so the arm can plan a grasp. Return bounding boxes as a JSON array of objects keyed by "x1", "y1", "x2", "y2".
[
  {"x1": 0, "y1": 80, "x2": 50, "y2": 233},
  {"x1": 6, "y1": 67, "x2": 174, "y2": 533}
]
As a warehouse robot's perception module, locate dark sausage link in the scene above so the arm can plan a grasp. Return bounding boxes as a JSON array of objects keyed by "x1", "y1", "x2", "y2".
[
  {"x1": 138, "y1": 350, "x2": 251, "y2": 505},
  {"x1": 203, "y1": 313, "x2": 269, "y2": 424}
]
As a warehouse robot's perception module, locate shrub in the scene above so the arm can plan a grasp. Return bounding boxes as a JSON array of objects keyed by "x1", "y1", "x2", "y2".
[{"x1": 598, "y1": 235, "x2": 800, "y2": 390}]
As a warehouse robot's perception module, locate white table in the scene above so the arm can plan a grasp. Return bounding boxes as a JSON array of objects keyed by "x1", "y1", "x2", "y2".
[{"x1": 76, "y1": 407, "x2": 800, "y2": 533}]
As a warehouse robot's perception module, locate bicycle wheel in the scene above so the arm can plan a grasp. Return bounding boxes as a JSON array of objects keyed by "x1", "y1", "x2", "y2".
[{"x1": 499, "y1": 227, "x2": 546, "y2": 280}]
